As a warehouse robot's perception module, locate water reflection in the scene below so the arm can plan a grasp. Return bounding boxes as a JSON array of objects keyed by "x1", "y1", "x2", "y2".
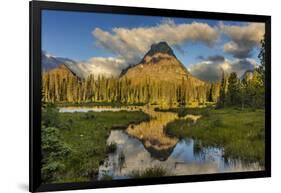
[
  {"x1": 126, "y1": 106, "x2": 179, "y2": 160},
  {"x1": 59, "y1": 106, "x2": 130, "y2": 113},
  {"x1": 99, "y1": 130, "x2": 262, "y2": 180}
]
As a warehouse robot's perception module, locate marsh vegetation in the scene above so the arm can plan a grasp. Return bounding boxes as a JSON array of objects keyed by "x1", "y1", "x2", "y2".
[
  {"x1": 164, "y1": 107, "x2": 265, "y2": 164},
  {"x1": 41, "y1": 105, "x2": 150, "y2": 183}
]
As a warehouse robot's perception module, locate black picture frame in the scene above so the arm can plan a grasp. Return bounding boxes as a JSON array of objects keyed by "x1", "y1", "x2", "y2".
[{"x1": 29, "y1": 1, "x2": 271, "y2": 192}]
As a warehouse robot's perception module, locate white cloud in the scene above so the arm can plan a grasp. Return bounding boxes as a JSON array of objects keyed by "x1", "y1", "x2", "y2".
[
  {"x1": 73, "y1": 21, "x2": 264, "y2": 79},
  {"x1": 189, "y1": 56, "x2": 258, "y2": 81},
  {"x1": 77, "y1": 57, "x2": 127, "y2": 78},
  {"x1": 92, "y1": 20, "x2": 219, "y2": 64},
  {"x1": 220, "y1": 22, "x2": 265, "y2": 58}
]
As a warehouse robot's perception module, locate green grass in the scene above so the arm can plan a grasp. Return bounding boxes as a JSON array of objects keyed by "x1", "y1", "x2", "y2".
[
  {"x1": 164, "y1": 107, "x2": 265, "y2": 164},
  {"x1": 129, "y1": 166, "x2": 170, "y2": 178},
  {"x1": 44, "y1": 109, "x2": 150, "y2": 183}
]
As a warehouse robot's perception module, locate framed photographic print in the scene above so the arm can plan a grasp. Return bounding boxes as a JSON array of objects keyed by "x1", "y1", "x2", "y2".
[{"x1": 30, "y1": 1, "x2": 271, "y2": 192}]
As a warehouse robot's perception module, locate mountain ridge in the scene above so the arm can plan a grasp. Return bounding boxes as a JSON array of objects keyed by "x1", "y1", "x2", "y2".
[
  {"x1": 42, "y1": 51, "x2": 84, "y2": 78},
  {"x1": 120, "y1": 41, "x2": 205, "y2": 87}
]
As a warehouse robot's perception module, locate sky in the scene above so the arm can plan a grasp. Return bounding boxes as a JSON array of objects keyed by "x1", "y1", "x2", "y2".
[{"x1": 42, "y1": 10, "x2": 265, "y2": 81}]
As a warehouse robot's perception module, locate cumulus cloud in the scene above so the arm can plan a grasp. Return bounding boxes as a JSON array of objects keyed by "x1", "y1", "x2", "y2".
[
  {"x1": 189, "y1": 56, "x2": 258, "y2": 81},
  {"x1": 92, "y1": 20, "x2": 219, "y2": 64},
  {"x1": 197, "y1": 55, "x2": 225, "y2": 63},
  {"x1": 77, "y1": 57, "x2": 127, "y2": 78},
  {"x1": 220, "y1": 22, "x2": 265, "y2": 58},
  {"x1": 73, "y1": 21, "x2": 264, "y2": 79}
]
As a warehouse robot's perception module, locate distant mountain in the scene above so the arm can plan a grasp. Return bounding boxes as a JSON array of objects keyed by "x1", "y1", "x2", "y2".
[
  {"x1": 120, "y1": 41, "x2": 205, "y2": 86},
  {"x1": 45, "y1": 63, "x2": 79, "y2": 78},
  {"x1": 241, "y1": 69, "x2": 254, "y2": 81},
  {"x1": 42, "y1": 63, "x2": 81, "y2": 102},
  {"x1": 42, "y1": 51, "x2": 84, "y2": 78}
]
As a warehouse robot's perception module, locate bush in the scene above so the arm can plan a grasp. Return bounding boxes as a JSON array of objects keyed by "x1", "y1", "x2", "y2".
[
  {"x1": 41, "y1": 161, "x2": 65, "y2": 182},
  {"x1": 82, "y1": 113, "x2": 95, "y2": 120},
  {"x1": 178, "y1": 108, "x2": 188, "y2": 117},
  {"x1": 42, "y1": 106, "x2": 60, "y2": 127},
  {"x1": 41, "y1": 127, "x2": 71, "y2": 182}
]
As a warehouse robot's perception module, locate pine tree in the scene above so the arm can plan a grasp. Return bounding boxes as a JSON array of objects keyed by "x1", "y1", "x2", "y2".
[
  {"x1": 257, "y1": 35, "x2": 265, "y2": 85},
  {"x1": 218, "y1": 69, "x2": 227, "y2": 108},
  {"x1": 226, "y1": 72, "x2": 240, "y2": 106}
]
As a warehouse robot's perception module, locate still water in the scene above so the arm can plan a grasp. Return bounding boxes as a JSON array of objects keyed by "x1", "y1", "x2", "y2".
[{"x1": 59, "y1": 106, "x2": 262, "y2": 179}]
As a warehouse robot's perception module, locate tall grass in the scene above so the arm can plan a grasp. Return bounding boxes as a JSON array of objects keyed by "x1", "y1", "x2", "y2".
[
  {"x1": 164, "y1": 107, "x2": 265, "y2": 164},
  {"x1": 129, "y1": 166, "x2": 170, "y2": 178}
]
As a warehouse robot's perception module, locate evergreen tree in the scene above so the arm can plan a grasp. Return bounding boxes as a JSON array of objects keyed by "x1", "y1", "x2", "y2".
[
  {"x1": 227, "y1": 72, "x2": 240, "y2": 106},
  {"x1": 218, "y1": 69, "x2": 227, "y2": 108},
  {"x1": 257, "y1": 35, "x2": 265, "y2": 84}
]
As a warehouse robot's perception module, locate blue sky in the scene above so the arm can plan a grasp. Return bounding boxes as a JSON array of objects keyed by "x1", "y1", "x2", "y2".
[{"x1": 42, "y1": 10, "x2": 264, "y2": 81}]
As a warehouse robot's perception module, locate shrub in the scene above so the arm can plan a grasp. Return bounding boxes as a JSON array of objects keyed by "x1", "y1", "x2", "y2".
[
  {"x1": 42, "y1": 106, "x2": 60, "y2": 127},
  {"x1": 41, "y1": 161, "x2": 65, "y2": 182},
  {"x1": 41, "y1": 127, "x2": 71, "y2": 182},
  {"x1": 82, "y1": 113, "x2": 95, "y2": 120},
  {"x1": 178, "y1": 108, "x2": 188, "y2": 117}
]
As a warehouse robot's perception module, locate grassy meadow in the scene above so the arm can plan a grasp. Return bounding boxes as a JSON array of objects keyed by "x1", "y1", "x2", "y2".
[
  {"x1": 164, "y1": 107, "x2": 265, "y2": 164},
  {"x1": 41, "y1": 106, "x2": 150, "y2": 183}
]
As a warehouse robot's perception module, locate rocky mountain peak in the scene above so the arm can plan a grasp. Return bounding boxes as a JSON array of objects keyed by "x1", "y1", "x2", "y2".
[
  {"x1": 145, "y1": 41, "x2": 175, "y2": 58},
  {"x1": 119, "y1": 41, "x2": 207, "y2": 87}
]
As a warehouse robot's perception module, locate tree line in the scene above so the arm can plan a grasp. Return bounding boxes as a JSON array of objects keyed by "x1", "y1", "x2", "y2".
[
  {"x1": 217, "y1": 37, "x2": 265, "y2": 109},
  {"x1": 42, "y1": 71, "x2": 220, "y2": 107},
  {"x1": 42, "y1": 64, "x2": 263, "y2": 109}
]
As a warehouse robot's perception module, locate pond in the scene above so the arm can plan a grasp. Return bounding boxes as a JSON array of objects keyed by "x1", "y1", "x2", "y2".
[{"x1": 59, "y1": 106, "x2": 262, "y2": 179}]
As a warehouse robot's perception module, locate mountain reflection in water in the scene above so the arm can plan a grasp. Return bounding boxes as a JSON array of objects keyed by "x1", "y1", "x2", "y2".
[
  {"x1": 126, "y1": 106, "x2": 179, "y2": 160},
  {"x1": 98, "y1": 129, "x2": 262, "y2": 180}
]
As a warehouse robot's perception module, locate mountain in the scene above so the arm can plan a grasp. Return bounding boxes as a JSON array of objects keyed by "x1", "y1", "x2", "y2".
[
  {"x1": 42, "y1": 51, "x2": 84, "y2": 78},
  {"x1": 241, "y1": 69, "x2": 254, "y2": 81},
  {"x1": 120, "y1": 41, "x2": 205, "y2": 86},
  {"x1": 44, "y1": 63, "x2": 79, "y2": 78},
  {"x1": 142, "y1": 41, "x2": 176, "y2": 60},
  {"x1": 42, "y1": 64, "x2": 81, "y2": 102}
]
